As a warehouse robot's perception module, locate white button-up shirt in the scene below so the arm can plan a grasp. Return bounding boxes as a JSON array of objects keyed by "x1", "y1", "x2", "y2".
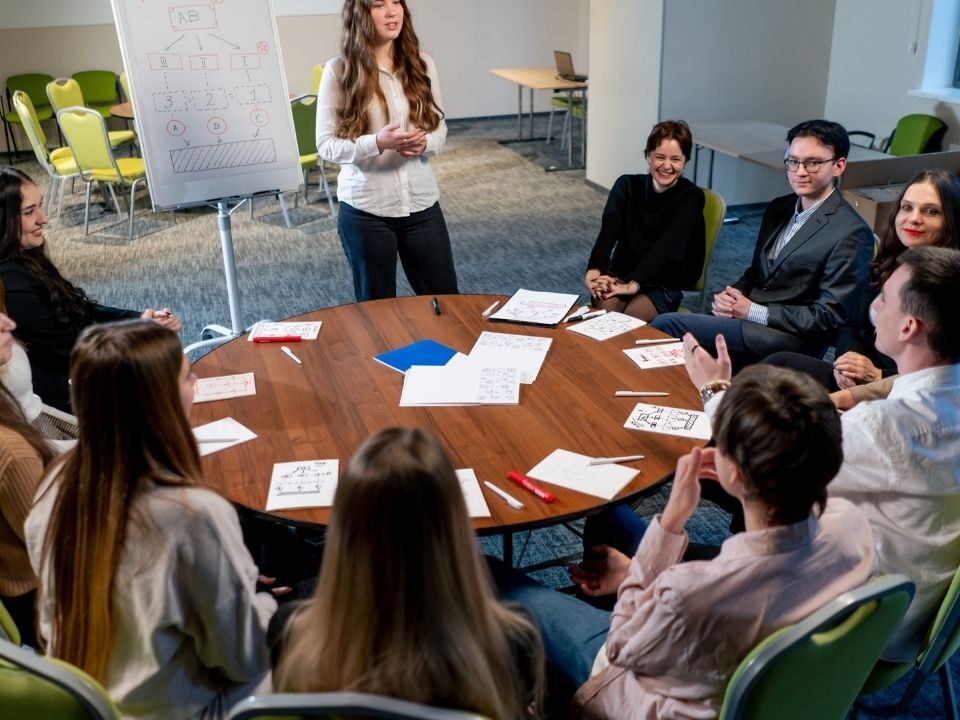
[{"x1": 316, "y1": 52, "x2": 446, "y2": 218}]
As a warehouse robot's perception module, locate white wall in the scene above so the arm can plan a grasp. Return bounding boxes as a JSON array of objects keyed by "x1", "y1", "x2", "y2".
[
  {"x1": 825, "y1": 0, "x2": 960, "y2": 152},
  {"x1": 585, "y1": 0, "x2": 663, "y2": 190},
  {"x1": 657, "y1": 0, "x2": 837, "y2": 205}
]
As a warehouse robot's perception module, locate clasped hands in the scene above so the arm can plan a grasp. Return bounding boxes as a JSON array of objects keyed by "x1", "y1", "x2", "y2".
[
  {"x1": 141, "y1": 307, "x2": 181, "y2": 332},
  {"x1": 711, "y1": 286, "x2": 751, "y2": 319},
  {"x1": 585, "y1": 269, "x2": 634, "y2": 301},
  {"x1": 376, "y1": 122, "x2": 428, "y2": 158},
  {"x1": 832, "y1": 351, "x2": 881, "y2": 389}
]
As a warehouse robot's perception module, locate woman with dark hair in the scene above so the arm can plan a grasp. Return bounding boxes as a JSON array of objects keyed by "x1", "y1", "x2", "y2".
[
  {"x1": 496, "y1": 366, "x2": 874, "y2": 719},
  {"x1": 0, "y1": 167, "x2": 180, "y2": 412},
  {"x1": 766, "y1": 169, "x2": 960, "y2": 395},
  {"x1": 317, "y1": 0, "x2": 458, "y2": 301},
  {"x1": 0, "y1": 310, "x2": 53, "y2": 647},
  {"x1": 585, "y1": 120, "x2": 706, "y2": 321},
  {"x1": 273, "y1": 427, "x2": 544, "y2": 719},
  {"x1": 26, "y1": 321, "x2": 275, "y2": 720}
]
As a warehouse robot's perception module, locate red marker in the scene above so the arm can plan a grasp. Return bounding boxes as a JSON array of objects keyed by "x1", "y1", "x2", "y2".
[
  {"x1": 253, "y1": 335, "x2": 302, "y2": 343},
  {"x1": 507, "y1": 470, "x2": 556, "y2": 504}
]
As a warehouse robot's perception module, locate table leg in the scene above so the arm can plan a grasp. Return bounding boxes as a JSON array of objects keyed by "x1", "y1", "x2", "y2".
[
  {"x1": 579, "y1": 87, "x2": 587, "y2": 166},
  {"x1": 516, "y1": 85, "x2": 523, "y2": 140},
  {"x1": 503, "y1": 531, "x2": 514, "y2": 567},
  {"x1": 693, "y1": 144, "x2": 701, "y2": 185},
  {"x1": 708, "y1": 147, "x2": 715, "y2": 189},
  {"x1": 527, "y1": 88, "x2": 535, "y2": 139}
]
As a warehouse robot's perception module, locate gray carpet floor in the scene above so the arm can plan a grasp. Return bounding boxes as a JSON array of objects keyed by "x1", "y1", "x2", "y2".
[{"x1": 7, "y1": 115, "x2": 952, "y2": 718}]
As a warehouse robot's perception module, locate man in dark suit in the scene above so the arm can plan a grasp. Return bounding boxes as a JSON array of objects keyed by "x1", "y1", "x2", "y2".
[{"x1": 651, "y1": 119, "x2": 874, "y2": 366}]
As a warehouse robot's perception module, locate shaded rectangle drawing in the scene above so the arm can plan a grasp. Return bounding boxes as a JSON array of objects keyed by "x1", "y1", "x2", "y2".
[{"x1": 170, "y1": 138, "x2": 277, "y2": 173}]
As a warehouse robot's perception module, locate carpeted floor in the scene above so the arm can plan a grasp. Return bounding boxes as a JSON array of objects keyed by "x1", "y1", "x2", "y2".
[{"x1": 7, "y1": 114, "x2": 954, "y2": 718}]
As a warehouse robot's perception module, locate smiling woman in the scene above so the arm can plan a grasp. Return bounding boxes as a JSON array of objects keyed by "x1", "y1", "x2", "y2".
[{"x1": 584, "y1": 120, "x2": 706, "y2": 322}]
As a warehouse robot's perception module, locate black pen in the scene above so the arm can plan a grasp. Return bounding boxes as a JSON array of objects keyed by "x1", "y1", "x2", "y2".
[{"x1": 432, "y1": 297, "x2": 442, "y2": 315}]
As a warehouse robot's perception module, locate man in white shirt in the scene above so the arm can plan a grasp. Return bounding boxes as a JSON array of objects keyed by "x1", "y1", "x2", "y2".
[{"x1": 684, "y1": 245, "x2": 960, "y2": 661}]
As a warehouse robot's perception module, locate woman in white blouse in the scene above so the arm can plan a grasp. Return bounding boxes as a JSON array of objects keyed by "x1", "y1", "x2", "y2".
[{"x1": 317, "y1": 0, "x2": 458, "y2": 301}]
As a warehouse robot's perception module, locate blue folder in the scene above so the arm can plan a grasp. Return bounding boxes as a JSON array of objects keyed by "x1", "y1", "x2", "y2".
[{"x1": 372, "y1": 339, "x2": 458, "y2": 374}]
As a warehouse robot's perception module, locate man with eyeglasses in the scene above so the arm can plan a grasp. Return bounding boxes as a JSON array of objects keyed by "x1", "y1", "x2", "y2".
[{"x1": 651, "y1": 119, "x2": 874, "y2": 367}]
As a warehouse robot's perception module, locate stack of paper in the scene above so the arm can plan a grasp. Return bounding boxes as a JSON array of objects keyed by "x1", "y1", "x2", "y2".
[
  {"x1": 465, "y1": 331, "x2": 552, "y2": 383},
  {"x1": 399, "y1": 366, "x2": 520, "y2": 406},
  {"x1": 456, "y1": 468, "x2": 491, "y2": 518},
  {"x1": 193, "y1": 417, "x2": 258, "y2": 456},
  {"x1": 567, "y1": 311, "x2": 646, "y2": 341},
  {"x1": 488, "y1": 289, "x2": 579, "y2": 327},
  {"x1": 248, "y1": 321, "x2": 322, "y2": 341},
  {"x1": 526, "y1": 449, "x2": 639, "y2": 500},
  {"x1": 623, "y1": 343, "x2": 686, "y2": 369}
]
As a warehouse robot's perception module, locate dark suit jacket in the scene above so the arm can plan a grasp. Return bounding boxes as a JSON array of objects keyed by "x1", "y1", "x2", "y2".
[{"x1": 731, "y1": 190, "x2": 874, "y2": 357}]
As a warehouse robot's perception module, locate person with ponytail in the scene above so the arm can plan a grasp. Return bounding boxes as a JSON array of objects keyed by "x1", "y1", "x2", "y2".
[{"x1": 316, "y1": 0, "x2": 458, "y2": 301}]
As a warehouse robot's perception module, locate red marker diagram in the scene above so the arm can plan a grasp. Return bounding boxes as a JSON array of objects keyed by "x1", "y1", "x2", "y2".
[
  {"x1": 256, "y1": 40, "x2": 269, "y2": 55},
  {"x1": 250, "y1": 108, "x2": 269, "y2": 127},
  {"x1": 207, "y1": 116, "x2": 228, "y2": 135},
  {"x1": 167, "y1": 118, "x2": 186, "y2": 136}
]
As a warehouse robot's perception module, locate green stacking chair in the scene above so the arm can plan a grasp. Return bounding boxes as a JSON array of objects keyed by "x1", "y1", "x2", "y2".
[
  {"x1": 291, "y1": 94, "x2": 335, "y2": 216},
  {"x1": 47, "y1": 79, "x2": 136, "y2": 152},
  {"x1": 858, "y1": 565, "x2": 960, "y2": 719},
  {"x1": 692, "y1": 188, "x2": 726, "y2": 313},
  {"x1": 0, "y1": 638, "x2": 120, "y2": 719},
  {"x1": 12, "y1": 90, "x2": 79, "y2": 224},
  {"x1": 311, "y1": 63, "x2": 324, "y2": 95},
  {"x1": 3, "y1": 73, "x2": 56, "y2": 164},
  {"x1": 719, "y1": 575, "x2": 915, "y2": 720},
  {"x1": 0, "y1": 599, "x2": 20, "y2": 645},
  {"x1": 228, "y1": 691, "x2": 491, "y2": 720},
  {"x1": 885, "y1": 114, "x2": 947, "y2": 157},
  {"x1": 71, "y1": 71, "x2": 120, "y2": 120}
]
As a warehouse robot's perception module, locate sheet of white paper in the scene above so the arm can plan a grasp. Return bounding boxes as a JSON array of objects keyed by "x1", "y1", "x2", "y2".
[
  {"x1": 468, "y1": 332, "x2": 551, "y2": 383},
  {"x1": 456, "y1": 468, "x2": 491, "y2": 518},
  {"x1": 248, "y1": 321, "x2": 322, "y2": 341},
  {"x1": 193, "y1": 417, "x2": 258, "y2": 456},
  {"x1": 567, "y1": 312, "x2": 646, "y2": 341},
  {"x1": 266, "y1": 459, "x2": 339, "y2": 510},
  {"x1": 623, "y1": 403, "x2": 712, "y2": 440},
  {"x1": 623, "y1": 344, "x2": 686, "y2": 369},
  {"x1": 193, "y1": 372, "x2": 256, "y2": 403},
  {"x1": 488, "y1": 289, "x2": 579, "y2": 326},
  {"x1": 399, "y1": 365, "x2": 520, "y2": 406},
  {"x1": 526, "y1": 449, "x2": 639, "y2": 500}
]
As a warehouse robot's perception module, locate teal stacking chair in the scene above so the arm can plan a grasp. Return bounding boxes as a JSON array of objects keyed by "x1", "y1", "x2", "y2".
[
  {"x1": 228, "y1": 692, "x2": 491, "y2": 720},
  {"x1": 0, "y1": 638, "x2": 120, "y2": 719},
  {"x1": 858, "y1": 565, "x2": 960, "y2": 719},
  {"x1": 719, "y1": 575, "x2": 915, "y2": 720},
  {"x1": 3, "y1": 73, "x2": 56, "y2": 164}
]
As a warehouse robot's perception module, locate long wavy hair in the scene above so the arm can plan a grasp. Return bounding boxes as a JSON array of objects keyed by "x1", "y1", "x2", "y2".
[
  {"x1": 0, "y1": 167, "x2": 92, "y2": 326},
  {"x1": 335, "y1": 0, "x2": 443, "y2": 139},
  {"x1": 873, "y1": 170, "x2": 960, "y2": 286},
  {"x1": 274, "y1": 427, "x2": 543, "y2": 719},
  {"x1": 39, "y1": 320, "x2": 202, "y2": 682}
]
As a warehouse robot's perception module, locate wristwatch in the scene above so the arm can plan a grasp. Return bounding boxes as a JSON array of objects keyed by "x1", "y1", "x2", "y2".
[{"x1": 698, "y1": 379, "x2": 731, "y2": 405}]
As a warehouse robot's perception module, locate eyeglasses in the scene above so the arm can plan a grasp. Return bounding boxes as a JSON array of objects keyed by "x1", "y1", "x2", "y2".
[{"x1": 784, "y1": 157, "x2": 836, "y2": 172}]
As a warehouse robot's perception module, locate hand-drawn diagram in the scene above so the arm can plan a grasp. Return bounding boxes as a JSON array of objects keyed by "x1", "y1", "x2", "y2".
[
  {"x1": 112, "y1": 0, "x2": 301, "y2": 207},
  {"x1": 248, "y1": 321, "x2": 323, "y2": 341},
  {"x1": 489, "y1": 290, "x2": 579, "y2": 326},
  {"x1": 623, "y1": 344, "x2": 686, "y2": 370},
  {"x1": 193, "y1": 371, "x2": 256, "y2": 402},
  {"x1": 623, "y1": 403, "x2": 712, "y2": 440},
  {"x1": 567, "y1": 312, "x2": 646, "y2": 341},
  {"x1": 266, "y1": 460, "x2": 339, "y2": 510},
  {"x1": 473, "y1": 331, "x2": 552, "y2": 352},
  {"x1": 476, "y1": 367, "x2": 520, "y2": 404}
]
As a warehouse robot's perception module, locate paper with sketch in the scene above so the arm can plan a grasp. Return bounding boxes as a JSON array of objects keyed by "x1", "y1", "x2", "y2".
[
  {"x1": 467, "y1": 331, "x2": 552, "y2": 383},
  {"x1": 623, "y1": 403, "x2": 712, "y2": 440},
  {"x1": 567, "y1": 312, "x2": 646, "y2": 341},
  {"x1": 193, "y1": 417, "x2": 258, "y2": 456},
  {"x1": 193, "y1": 372, "x2": 256, "y2": 403},
  {"x1": 248, "y1": 321, "x2": 322, "y2": 341},
  {"x1": 526, "y1": 449, "x2": 639, "y2": 500},
  {"x1": 266, "y1": 459, "x2": 339, "y2": 510},
  {"x1": 488, "y1": 289, "x2": 579, "y2": 327},
  {"x1": 623, "y1": 343, "x2": 686, "y2": 369},
  {"x1": 399, "y1": 365, "x2": 520, "y2": 406},
  {"x1": 456, "y1": 468, "x2": 491, "y2": 518}
]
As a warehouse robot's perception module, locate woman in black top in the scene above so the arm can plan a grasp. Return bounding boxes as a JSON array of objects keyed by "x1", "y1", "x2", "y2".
[
  {"x1": 0, "y1": 167, "x2": 180, "y2": 411},
  {"x1": 585, "y1": 120, "x2": 706, "y2": 321}
]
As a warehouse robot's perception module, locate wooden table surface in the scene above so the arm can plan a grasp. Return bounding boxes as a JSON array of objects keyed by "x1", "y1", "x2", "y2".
[
  {"x1": 190, "y1": 294, "x2": 703, "y2": 535},
  {"x1": 110, "y1": 102, "x2": 134, "y2": 120},
  {"x1": 490, "y1": 67, "x2": 587, "y2": 92}
]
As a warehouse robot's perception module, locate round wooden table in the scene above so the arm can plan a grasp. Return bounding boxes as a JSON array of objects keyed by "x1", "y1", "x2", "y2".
[{"x1": 190, "y1": 294, "x2": 704, "y2": 546}]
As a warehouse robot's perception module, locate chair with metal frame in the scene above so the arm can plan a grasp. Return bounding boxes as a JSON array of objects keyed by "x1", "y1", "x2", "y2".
[
  {"x1": 11, "y1": 90, "x2": 80, "y2": 225},
  {"x1": 291, "y1": 94, "x2": 336, "y2": 217},
  {"x1": 3, "y1": 73, "x2": 56, "y2": 164},
  {"x1": 228, "y1": 691, "x2": 491, "y2": 720},
  {"x1": 56, "y1": 106, "x2": 148, "y2": 239},
  {"x1": 0, "y1": 599, "x2": 20, "y2": 644},
  {"x1": 46, "y1": 78, "x2": 136, "y2": 152},
  {"x1": 691, "y1": 188, "x2": 726, "y2": 313},
  {"x1": 719, "y1": 575, "x2": 915, "y2": 720},
  {"x1": 0, "y1": 638, "x2": 120, "y2": 719},
  {"x1": 71, "y1": 71, "x2": 121, "y2": 120}
]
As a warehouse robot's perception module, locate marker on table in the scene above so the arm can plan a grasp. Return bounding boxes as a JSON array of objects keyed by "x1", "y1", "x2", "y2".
[
  {"x1": 281, "y1": 345, "x2": 302, "y2": 365},
  {"x1": 568, "y1": 309, "x2": 606, "y2": 323},
  {"x1": 589, "y1": 454, "x2": 645, "y2": 466},
  {"x1": 563, "y1": 306, "x2": 589, "y2": 323},
  {"x1": 507, "y1": 470, "x2": 556, "y2": 504},
  {"x1": 635, "y1": 338, "x2": 682, "y2": 346},
  {"x1": 482, "y1": 300, "x2": 500, "y2": 317},
  {"x1": 483, "y1": 480, "x2": 525, "y2": 509},
  {"x1": 432, "y1": 297, "x2": 442, "y2": 315},
  {"x1": 197, "y1": 437, "x2": 240, "y2": 444},
  {"x1": 253, "y1": 335, "x2": 302, "y2": 343},
  {"x1": 615, "y1": 390, "x2": 669, "y2": 398}
]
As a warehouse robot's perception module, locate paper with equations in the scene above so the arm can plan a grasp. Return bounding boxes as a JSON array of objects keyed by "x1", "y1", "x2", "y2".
[
  {"x1": 110, "y1": 0, "x2": 301, "y2": 208},
  {"x1": 266, "y1": 459, "x2": 339, "y2": 510}
]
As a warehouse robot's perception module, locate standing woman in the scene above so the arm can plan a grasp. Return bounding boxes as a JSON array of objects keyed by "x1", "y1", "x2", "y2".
[
  {"x1": 0, "y1": 167, "x2": 180, "y2": 412},
  {"x1": 586, "y1": 120, "x2": 706, "y2": 321},
  {"x1": 26, "y1": 321, "x2": 276, "y2": 720},
  {"x1": 317, "y1": 0, "x2": 458, "y2": 301}
]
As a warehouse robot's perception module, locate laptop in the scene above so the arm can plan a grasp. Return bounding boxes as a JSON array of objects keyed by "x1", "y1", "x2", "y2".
[{"x1": 554, "y1": 51, "x2": 588, "y2": 82}]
